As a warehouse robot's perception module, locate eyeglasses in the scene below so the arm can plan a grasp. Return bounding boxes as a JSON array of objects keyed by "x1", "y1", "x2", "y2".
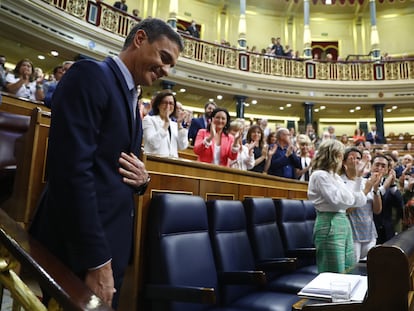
[{"x1": 161, "y1": 101, "x2": 175, "y2": 106}]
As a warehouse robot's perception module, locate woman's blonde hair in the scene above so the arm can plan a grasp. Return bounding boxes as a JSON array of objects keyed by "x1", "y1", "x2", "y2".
[
  {"x1": 312, "y1": 139, "x2": 345, "y2": 173},
  {"x1": 296, "y1": 134, "x2": 311, "y2": 146}
]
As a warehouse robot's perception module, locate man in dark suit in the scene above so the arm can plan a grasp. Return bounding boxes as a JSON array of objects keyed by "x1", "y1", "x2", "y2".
[
  {"x1": 30, "y1": 18, "x2": 183, "y2": 308},
  {"x1": 366, "y1": 124, "x2": 384, "y2": 144},
  {"x1": 265, "y1": 127, "x2": 301, "y2": 178},
  {"x1": 188, "y1": 101, "x2": 216, "y2": 145},
  {"x1": 186, "y1": 20, "x2": 200, "y2": 38},
  {"x1": 113, "y1": 0, "x2": 127, "y2": 12}
]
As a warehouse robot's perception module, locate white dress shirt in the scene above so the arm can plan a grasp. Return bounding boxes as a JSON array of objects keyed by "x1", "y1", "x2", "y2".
[{"x1": 308, "y1": 170, "x2": 367, "y2": 213}]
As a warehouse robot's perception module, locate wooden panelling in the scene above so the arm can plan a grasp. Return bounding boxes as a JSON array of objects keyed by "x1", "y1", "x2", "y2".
[
  {"x1": 2, "y1": 108, "x2": 50, "y2": 225},
  {"x1": 0, "y1": 92, "x2": 50, "y2": 116}
]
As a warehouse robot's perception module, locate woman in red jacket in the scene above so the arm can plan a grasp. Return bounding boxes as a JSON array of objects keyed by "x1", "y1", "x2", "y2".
[{"x1": 194, "y1": 107, "x2": 239, "y2": 166}]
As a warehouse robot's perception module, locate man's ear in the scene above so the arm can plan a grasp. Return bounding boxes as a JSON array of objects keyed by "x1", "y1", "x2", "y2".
[{"x1": 134, "y1": 29, "x2": 147, "y2": 47}]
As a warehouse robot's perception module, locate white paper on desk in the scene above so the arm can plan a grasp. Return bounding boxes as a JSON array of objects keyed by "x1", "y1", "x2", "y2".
[{"x1": 297, "y1": 272, "x2": 367, "y2": 302}]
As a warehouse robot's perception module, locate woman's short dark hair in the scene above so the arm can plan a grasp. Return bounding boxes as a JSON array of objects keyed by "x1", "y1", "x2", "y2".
[
  {"x1": 208, "y1": 107, "x2": 231, "y2": 135},
  {"x1": 151, "y1": 90, "x2": 176, "y2": 116}
]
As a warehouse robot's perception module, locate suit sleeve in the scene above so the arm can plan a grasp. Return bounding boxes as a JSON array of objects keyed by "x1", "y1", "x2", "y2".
[{"x1": 47, "y1": 60, "x2": 112, "y2": 271}]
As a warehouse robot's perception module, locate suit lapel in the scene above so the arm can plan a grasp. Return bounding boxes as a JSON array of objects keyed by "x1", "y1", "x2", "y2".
[{"x1": 102, "y1": 58, "x2": 141, "y2": 153}]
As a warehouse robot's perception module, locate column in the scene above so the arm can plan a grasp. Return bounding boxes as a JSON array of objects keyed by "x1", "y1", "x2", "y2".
[
  {"x1": 369, "y1": 0, "x2": 380, "y2": 59},
  {"x1": 303, "y1": 102, "x2": 314, "y2": 126},
  {"x1": 235, "y1": 95, "x2": 247, "y2": 118},
  {"x1": 373, "y1": 104, "x2": 385, "y2": 142},
  {"x1": 167, "y1": 0, "x2": 178, "y2": 30},
  {"x1": 303, "y1": 0, "x2": 312, "y2": 59},
  {"x1": 238, "y1": 0, "x2": 247, "y2": 49}
]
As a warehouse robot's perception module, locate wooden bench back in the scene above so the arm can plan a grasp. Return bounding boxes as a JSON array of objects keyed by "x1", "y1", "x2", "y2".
[{"x1": 1, "y1": 108, "x2": 50, "y2": 226}]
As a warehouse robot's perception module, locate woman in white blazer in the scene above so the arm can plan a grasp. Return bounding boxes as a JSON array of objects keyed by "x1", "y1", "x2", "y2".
[{"x1": 143, "y1": 90, "x2": 188, "y2": 157}]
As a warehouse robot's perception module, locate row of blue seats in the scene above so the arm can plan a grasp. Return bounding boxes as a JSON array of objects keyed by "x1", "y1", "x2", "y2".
[{"x1": 144, "y1": 194, "x2": 319, "y2": 311}]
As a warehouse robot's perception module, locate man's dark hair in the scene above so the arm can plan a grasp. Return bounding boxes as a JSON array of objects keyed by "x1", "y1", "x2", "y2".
[
  {"x1": 372, "y1": 154, "x2": 389, "y2": 165},
  {"x1": 343, "y1": 147, "x2": 362, "y2": 161},
  {"x1": 53, "y1": 65, "x2": 63, "y2": 75},
  {"x1": 123, "y1": 18, "x2": 183, "y2": 51},
  {"x1": 204, "y1": 101, "x2": 216, "y2": 110}
]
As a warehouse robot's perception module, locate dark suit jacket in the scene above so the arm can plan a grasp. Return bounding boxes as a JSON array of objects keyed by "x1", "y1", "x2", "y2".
[
  {"x1": 366, "y1": 131, "x2": 384, "y2": 144},
  {"x1": 267, "y1": 144, "x2": 301, "y2": 178},
  {"x1": 186, "y1": 25, "x2": 200, "y2": 38},
  {"x1": 43, "y1": 83, "x2": 57, "y2": 108},
  {"x1": 188, "y1": 116, "x2": 206, "y2": 145},
  {"x1": 374, "y1": 187, "x2": 404, "y2": 243},
  {"x1": 30, "y1": 57, "x2": 141, "y2": 293},
  {"x1": 113, "y1": 1, "x2": 127, "y2": 11}
]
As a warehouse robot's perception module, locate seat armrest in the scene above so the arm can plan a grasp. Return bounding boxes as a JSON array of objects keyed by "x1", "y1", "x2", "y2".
[
  {"x1": 256, "y1": 257, "x2": 297, "y2": 272},
  {"x1": 287, "y1": 248, "x2": 316, "y2": 258},
  {"x1": 145, "y1": 284, "x2": 216, "y2": 304},
  {"x1": 218, "y1": 270, "x2": 266, "y2": 285}
]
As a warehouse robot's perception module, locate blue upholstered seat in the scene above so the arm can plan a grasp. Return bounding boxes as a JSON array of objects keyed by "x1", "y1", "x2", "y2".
[
  {"x1": 145, "y1": 193, "x2": 247, "y2": 311},
  {"x1": 207, "y1": 199, "x2": 300, "y2": 311},
  {"x1": 243, "y1": 197, "x2": 316, "y2": 293},
  {"x1": 274, "y1": 199, "x2": 318, "y2": 275}
]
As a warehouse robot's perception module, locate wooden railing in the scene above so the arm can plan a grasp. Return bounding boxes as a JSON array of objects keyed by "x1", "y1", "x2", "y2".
[
  {"x1": 0, "y1": 208, "x2": 114, "y2": 311},
  {"x1": 31, "y1": 0, "x2": 414, "y2": 81}
]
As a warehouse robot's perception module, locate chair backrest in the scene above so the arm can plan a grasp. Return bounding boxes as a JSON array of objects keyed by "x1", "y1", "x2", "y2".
[
  {"x1": 0, "y1": 111, "x2": 30, "y2": 168},
  {"x1": 146, "y1": 193, "x2": 218, "y2": 311},
  {"x1": 206, "y1": 199, "x2": 257, "y2": 305},
  {"x1": 243, "y1": 197, "x2": 286, "y2": 260},
  {"x1": 274, "y1": 199, "x2": 314, "y2": 250},
  {"x1": 302, "y1": 200, "x2": 317, "y2": 240}
]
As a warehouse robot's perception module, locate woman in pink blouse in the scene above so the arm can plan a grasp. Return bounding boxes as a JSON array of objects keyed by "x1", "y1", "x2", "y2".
[{"x1": 194, "y1": 107, "x2": 239, "y2": 166}]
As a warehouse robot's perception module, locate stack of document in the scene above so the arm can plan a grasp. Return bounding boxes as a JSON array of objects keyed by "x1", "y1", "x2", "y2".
[{"x1": 297, "y1": 272, "x2": 368, "y2": 302}]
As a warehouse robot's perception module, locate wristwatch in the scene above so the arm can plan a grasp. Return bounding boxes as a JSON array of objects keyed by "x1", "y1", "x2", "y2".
[
  {"x1": 135, "y1": 175, "x2": 151, "y2": 196},
  {"x1": 373, "y1": 189, "x2": 381, "y2": 196}
]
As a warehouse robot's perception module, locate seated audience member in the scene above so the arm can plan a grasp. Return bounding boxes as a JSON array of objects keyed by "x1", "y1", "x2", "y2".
[
  {"x1": 246, "y1": 125, "x2": 268, "y2": 173},
  {"x1": 308, "y1": 140, "x2": 376, "y2": 273},
  {"x1": 355, "y1": 141, "x2": 366, "y2": 152},
  {"x1": 375, "y1": 154, "x2": 404, "y2": 243},
  {"x1": 404, "y1": 142, "x2": 412, "y2": 151},
  {"x1": 396, "y1": 154, "x2": 413, "y2": 180},
  {"x1": 0, "y1": 55, "x2": 7, "y2": 91},
  {"x1": 186, "y1": 20, "x2": 200, "y2": 38},
  {"x1": 289, "y1": 127, "x2": 297, "y2": 146},
  {"x1": 296, "y1": 134, "x2": 312, "y2": 181},
  {"x1": 132, "y1": 9, "x2": 140, "y2": 18},
  {"x1": 5, "y1": 58, "x2": 44, "y2": 101},
  {"x1": 193, "y1": 107, "x2": 238, "y2": 166},
  {"x1": 305, "y1": 123, "x2": 318, "y2": 145},
  {"x1": 353, "y1": 128, "x2": 366, "y2": 145},
  {"x1": 113, "y1": 0, "x2": 127, "y2": 11},
  {"x1": 259, "y1": 118, "x2": 271, "y2": 138},
  {"x1": 327, "y1": 125, "x2": 336, "y2": 139},
  {"x1": 341, "y1": 148, "x2": 383, "y2": 262},
  {"x1": 188, "y1": 101, "x2": 217, "y2": 145},
  {"x1": 142, "y1": 90, "x2": 188, "y2": 158},
  {"x1": 361, "y1": 149, "x2": 372, "y2": 177},
  {"x1": 267, "y1": 131, "x2": 277, "y2": 148},
  {"x1": 44, "y1": 61, "x2": 74, "y2": 108},
  {"x1": 340, "y1": 134, "x2": 352, "y2": 147},
  {"x1": 228, "y1": 119, "x2": 255, "y2": 170},
  {"x1": 264, "y1": 127, "x2": 301, "y2": 179},
  {"x1": 366, "y1": 124, "x2": 384, "y2": 144}
]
